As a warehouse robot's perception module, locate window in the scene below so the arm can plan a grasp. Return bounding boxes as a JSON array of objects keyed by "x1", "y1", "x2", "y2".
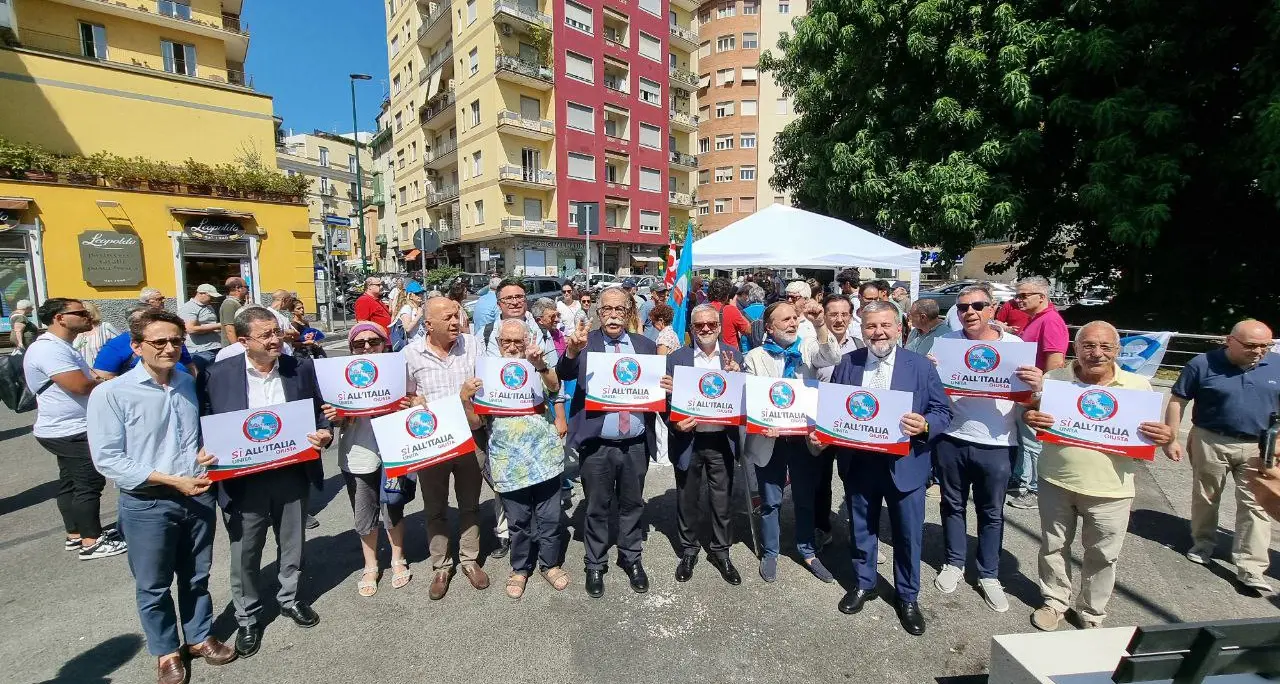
[
  {"x1": 567, "y1": 102, "x2": 594, "y2": 132},
  {"x1": 715, "y1": 101, "x2": 735, "y2": 118},
  {"x1": 638, "y1": 78, "x2": 661, "y2": 106},
  {"x1": 638, "y1": 33, "x2": 662, "y2": 61},
  {"x1": 474, "y1": 199, "x2": 485, "y2": 224},
  {"x1": 699, "y1": 104, "x2": 711, "y2": 120},
  {"x1": 776, "y1": 97, "x2": 790, "y2": 114},
  {"x1": 567, "y1": 153, "x2": 595, "y2": 181},
  {"x1": 472, "y1": 150, "x2": 483, "y2": 177},
  {"x1": 741, "y1": 132, "x2": 757, "y2": 148},
  {"x1": 778, "y1": 2, "x2": 790, "y2": 13},
  {"x1": 605, "y1": 163, "x2": 619, "y2": 183},
  {"x1": 639, "y1": 210, "x2": 661, "y2": 233},
  {"x1": 699, "y1": 8, "x2": 711, "y2": 22},
  {"x1": 320, "y1": 176, "x2": 332, "y2": 194},
  {"x1": 714, "y1": 198, "x2": 728, "y2": 213},
  {"x1": 743, "y1": 33, "x2": 758, "y2": 49},
  {"x1": 319, "y1": 147, "x2": 330, "y2": 167},
  {"x1": 741, "y1": 196, "x2": 756, "y2": 213},
  {"x1": 470, "y1": 100, "x2": 481, "y2": 126},
  {"x1": 716, "y1": 34, "x2": 735, "y2": 52},
  {"x1": 390, "y1": 36, "x2": 399, "y2": 55},
  {"x1": 698, "y1": 201, "x2": 710, "y2": 216},
  {"x1": 568, "y1": 202, "x2": 578, "y2": 226},
  {"x1": 717, "y1": 68, "x2": 735, "y2": 86},
  {"x1": 79, "y1": 22, "x2": 107, "y2": 60},
  {"x1": 639, "y1": 123, "x2": 662, "y2": 149},
  {"x1": 698, "y1": 137, "x2": 710, "y2": 154},
  {"x1": 466, "y1": 0, "x2": 476, "y2": 23},
  {"x1": 565, "y1": 1, "x2": 593, "y2": 34},
  {"x1": 394, "y1": 112, "x2": 403, "y2": 131},
  {"x1": 469, "y1": 47, "x2": 478, "y2": 75},
  {"x1": 399, "y1": 186, "x2": 407, "y2": 203},
  {"x1": 715, "y1": 134, "x2": 733, "y2": 150},
  {"x1": 159, "y1": 0, "x2": 192, "y2": 20},
  {"x1": 744, "y1": 1, "x2": 758, "y2": 14},
  {"x1": 698, "y1": 41, "x2": 711, "y2": 59},
  {"x1": 742, "y1": 66, "x2": 758, "y2": 82},
  {"x1": 699, "y1": 73, "x2": 711, "y2": 89},
  {"x1": 741, "y1": 99, "x2": 758, "y2": 116},
  {"x1": 740, "y1": 165, "x2": 756, "y2": 181},
  {"x1": 408, "y1": 144, "x2": 416, "y2": 163},
  {"x1": 392, "y1": 74, "x2": 401, "y2": 94},
  {"x1": 639, "y1": 167, "x2": 661, "y2": 192},
  {"x1": 639, "y1": 0, "x2": 661, "y2": 18},
  {"x1": 698, "y1": 169, "x2": 710, "y2": 185},
  {"x1": 161, "y1": 40, "x2": 197, "y2": 77},
  {"x1": 715, "y1": 167, "x2": 733, "y2": 182},
  {"x1": 566, "y1": 51, "x2": 594, "y2": 83},
  {"x1": 349, "y1": 153, "x2": 359, "y2": 173},
  {"x1": 717, "y1": 3, "x2": 736, "y2": 18}
]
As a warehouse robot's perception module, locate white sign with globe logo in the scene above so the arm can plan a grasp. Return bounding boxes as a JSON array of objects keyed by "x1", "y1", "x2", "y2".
[
  {"x1": 315, "y1": 352, "x2": 407, "y2": 417},
  {"x1": 585, "y1": 352, "x2": 667, "y2": 412},
  {"x1": 669, "y1": 366, "x2": 746, "y2": 425},
  {"x1": 473, "y1": 357, "x2": 545, "y2": 416},
  {"x1": 1036, "y1": 379, "x2": 1164, "y2": 459},
  {"x1": 373, "y1": 396, "x2": 477, "y2": 477},
  {"x1": 932, "y1": 337, "x2": 1037, "y2": 401},
  {"x1": 745, "y1": 375, "x2": 817, "y2": 435},
  {"x1": 201, "y1": 399, "x2": 319, "y2": 481},
  {"x1": 812, "y1": 383, "x2": 914, "y2": 454}
]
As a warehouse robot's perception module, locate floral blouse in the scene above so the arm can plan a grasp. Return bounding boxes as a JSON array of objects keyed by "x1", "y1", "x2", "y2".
[{"x1": 486, "y1": 412, "x2": 564, "y2": 493}]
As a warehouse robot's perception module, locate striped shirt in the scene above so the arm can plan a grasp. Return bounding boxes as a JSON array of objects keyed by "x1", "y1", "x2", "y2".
[{"x1": 405, "y1": 332, "x2": 481, "y2": 402}]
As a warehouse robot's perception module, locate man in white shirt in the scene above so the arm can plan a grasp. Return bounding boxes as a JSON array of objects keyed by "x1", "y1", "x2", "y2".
[
  {"x1": 24, "y1": 297, "x2": 126, "y2": 560},
  {"x1": 932, "y1": 286, "x2": 1041, "y2": 613},
  {"x1": 178, "y1": 283, "x2": 224, "y2": 371}
]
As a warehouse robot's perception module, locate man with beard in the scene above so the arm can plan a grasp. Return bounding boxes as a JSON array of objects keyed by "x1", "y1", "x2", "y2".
[{"x1": 823, "y1": 301, "x2": 952, "y2": 636}]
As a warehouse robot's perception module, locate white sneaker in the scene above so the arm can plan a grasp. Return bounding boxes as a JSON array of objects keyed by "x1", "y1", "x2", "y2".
[
  {"x1": 934, "y1": 564, "x2": 963, "y2": 593},
  {"x1": 1240, "y1": 574, "x2": 1272, "y2": 593},
  {"x1": 979, "y1": 578, "x2": 1010, "y2": 612},
  {"x1": 78, "y1": 537, "x2": 127, "y2": 560},
  {"x1": 1185, "y1": 544, "x2": 1214, "y2": 565}
]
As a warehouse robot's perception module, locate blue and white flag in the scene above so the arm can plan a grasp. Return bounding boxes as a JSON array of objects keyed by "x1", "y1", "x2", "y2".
[{"x1": 1117, "y1": 332, "x2": 1173, "y2": 377}]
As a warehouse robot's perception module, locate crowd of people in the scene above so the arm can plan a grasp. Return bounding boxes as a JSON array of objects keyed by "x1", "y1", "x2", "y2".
[{"x1": 14, "y1": 269, "x2": 1280, "y2": 684}]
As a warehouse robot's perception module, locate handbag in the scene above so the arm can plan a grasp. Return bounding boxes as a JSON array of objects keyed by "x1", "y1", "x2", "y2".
[{"x1": 379, "y1": 469, "x2": 417, "y2": 507}]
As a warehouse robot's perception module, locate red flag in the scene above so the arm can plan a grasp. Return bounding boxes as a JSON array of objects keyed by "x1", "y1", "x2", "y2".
[{"x1": 663, "y1": 233, "x2": 679, "y2": 289}]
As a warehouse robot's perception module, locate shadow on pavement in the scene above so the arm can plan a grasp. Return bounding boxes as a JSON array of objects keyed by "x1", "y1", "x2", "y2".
[
  {"x1": 1129, "y1": 508, "x2": 1280, "y2": 592},
  {"x1": 0, "y1": 479, "x2": 59, "y2": 516},
  {"x1": 0, "y1": 424, "x2": 32, "y2": 442},
  {"x1": 35, "y1": 633, "x2": 142, "y2": 684}
]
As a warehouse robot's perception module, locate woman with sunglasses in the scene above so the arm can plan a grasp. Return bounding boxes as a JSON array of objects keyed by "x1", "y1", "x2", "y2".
[{"x1": 320, "y1": 323, "x2": 412, "y2": 597}]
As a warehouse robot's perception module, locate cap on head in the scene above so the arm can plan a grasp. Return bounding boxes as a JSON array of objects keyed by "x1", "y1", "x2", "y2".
[
  {"x1": 622, "y1": 278, "x2": 637, "y2": 288},
  {"x1": 405, "y1": 281, "x2": 425, "y2": 294},
  {"x1": 196, "y1": 283, "x2": 221, "y2": 297},
  {"x1": 348, "y1": 321, "x2": 389, "y2": 343}
]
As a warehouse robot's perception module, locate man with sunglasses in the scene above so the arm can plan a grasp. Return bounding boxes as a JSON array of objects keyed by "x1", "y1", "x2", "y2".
[
  {"x1": 932, "y1": 286, "x2": 1042, "y2": 612},
  {"x1": 354, "y1": 276, "x2": 391, "y2": 329},
  {"x1": 1165, "y1": 318, "x2": 1279, "y2": 593},
  {"x1": 24, "y1": 298, "x2": 125, "y2": 560},
  {"x1": 1008, "y1": 276, "x2": 1069, "y2": 510}
]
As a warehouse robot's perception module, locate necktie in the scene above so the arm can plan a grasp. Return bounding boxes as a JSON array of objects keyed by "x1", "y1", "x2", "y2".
[
  {"x1": 867, "y1": 356, "x2": 890, "y2": 390},
  {"x1": 611, "y1": 339, "x2": 632, "y2": 432}
]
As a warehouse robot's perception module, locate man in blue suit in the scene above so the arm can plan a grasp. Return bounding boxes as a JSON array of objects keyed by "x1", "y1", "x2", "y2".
[
  {"x1": 557, "y1": 287, "x2": 660, "y2": 598},
  {"x1": 663, "y1": 304, "x2": 745, "y2": 586},
  {"x1": 822, "y1": 301, "x2": 952, "y2": 635}
]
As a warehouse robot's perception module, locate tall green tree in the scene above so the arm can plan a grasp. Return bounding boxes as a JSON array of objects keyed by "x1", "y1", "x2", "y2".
[{"x1": 761, "y1": 0, "x2": 1280, "y2": 328}]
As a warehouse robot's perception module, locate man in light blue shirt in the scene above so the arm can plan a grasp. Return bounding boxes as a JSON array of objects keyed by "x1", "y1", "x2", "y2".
[
  {"x1": 470, "y1": 275, "x2": 502, "y2": 335},
  {"x1": 87, "y1": 309, "x2": 235, "y2": 682}
]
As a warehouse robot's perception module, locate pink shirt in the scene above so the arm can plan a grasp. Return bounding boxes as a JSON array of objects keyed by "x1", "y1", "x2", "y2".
[{"x1": 1019, "y1": 306, "x2": 1069, "y2": 370}]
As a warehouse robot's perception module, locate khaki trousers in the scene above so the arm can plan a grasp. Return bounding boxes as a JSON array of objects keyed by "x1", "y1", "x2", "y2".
[
  {"x1": 1188, "y1": 426, "x2": 1272, "y2": 578},
  {"x1": 420, "y1": 450, "x2": 485, "y2": 572},
  {"x1": 1038, "y1": 480, "x2": 1132, "y2": 624}
]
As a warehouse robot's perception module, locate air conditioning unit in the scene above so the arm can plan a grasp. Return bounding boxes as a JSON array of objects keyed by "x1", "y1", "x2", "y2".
[
  {"x1": 426, "y1": 169, "x2": 439, "y2": 178},
  {"x1": 500, "y1": 23, "x2": 513, "y2": 36},
  {"x1": 504, "y1": 194, "x2": 514, "y2": 204},
  {"x1": 447, "y1": 79, "x2": 456, "y2": 90}
]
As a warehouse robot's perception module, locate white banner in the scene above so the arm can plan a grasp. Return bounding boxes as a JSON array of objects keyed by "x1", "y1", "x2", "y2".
[
  {"x1": 1037, "y1": 378, "x2": 1164, "y2": 460},
  {"x1": 473, "y1": 357, "x2": 544, "y2": 416},
  {"x1": 202, "y1": 399, "x2": 319, "y2": 481},
  {"x1": 744, "y1": 375, "x2": 817, "y2": 436},
  {"x1": 1117, "y1": 332, "x2": 1173, "y2": 378},
  {"x1": 314, "y1": 352, "x2": 407, "y2": 417},
  {"x1": 669, "y1": 365, "x2": 745, "y2": 425},
  {"x1": 584, "y1": 352, "x2": 667, "y2": 412},
  {"x1": 812, "y1": 382, "x2": 913, "y2": 455},
  {"x1": 932, "y1": 337, "x2": 1037, "y2": 401},
  {"x1": 373, "y1": 396, "x2": 477, "y2": 477}
]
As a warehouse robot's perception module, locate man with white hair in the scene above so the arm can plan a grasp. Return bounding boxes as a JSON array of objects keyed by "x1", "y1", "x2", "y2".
[
  {"x1": 783, "y1": 281, "x2": 818, "y2": 342},
  {"x1": 1164, "y1": 318, "x2": 1279, "y2": 593},
  {"x1": 139, "y1": 288, "x2": 166, "y2": 311},
  {"x1": 9, "y1": 298, "x2": 35, "y2": 349},
  {"x1": 470, "y1": 275, "x2": 503, "y2": 336},
  {"x1": 1009, "y1": 275, "x2": 1069, "y2": 510},
  {"x1": 1023, "y1": 321, "x2": 1173, "y2": 630}
]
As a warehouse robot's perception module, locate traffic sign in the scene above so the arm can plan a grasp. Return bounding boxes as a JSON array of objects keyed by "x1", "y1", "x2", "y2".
[
  {"x1": 413, "y1": 228, "x2": 440, "y2": 253},
  {"x1": 323, "y1": 214, "x2": 352, "y2": 226}
]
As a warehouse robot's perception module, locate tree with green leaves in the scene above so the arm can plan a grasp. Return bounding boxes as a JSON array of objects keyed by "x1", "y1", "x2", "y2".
[{"x1": 761, "y1": 0, "x2": 1280, "y2": 328}]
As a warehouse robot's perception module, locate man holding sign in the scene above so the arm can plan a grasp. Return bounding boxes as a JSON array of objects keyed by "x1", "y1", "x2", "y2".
[
  {"x1": 199, "y1": 308, "x2": 332, "y2": 658},
  {"x1": 1021, "y1": 322, "x2": 1173, "y2": 631}
]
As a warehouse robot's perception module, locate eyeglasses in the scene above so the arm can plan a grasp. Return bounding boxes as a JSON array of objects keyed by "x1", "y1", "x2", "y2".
[
  {"x1": 562, "y1": 289, "x2": 574, "y2": 294},
  {"x1": 499, "y1": 295, "x2": 525, "y2": 303},
  {"x1": 598, "y1": 305, "x2": 629, "y2": 315},
  {"x1": 692, "y1": 321, "x2": 719, "y2": 330},
  {"x1": 246, "y1": 329, "x2": 283, "y2": 342},
  {"x1": 350, "y1": 338, "x2": 385, "y2": 351},
  {"x1": 956, "y1": 302, "x2": 991, "y2": 312},
  {"x1": 59, "y1": 309, "x2": 91, "y2": 319},
  {"x1": 785, "y1": 294, "x2": 805, "y2": 301},
  {"x1": 1230, "y1": 336, "x2": 1273, "y2": 352},
  {"x1": 142, "y1": 337, "x2": 185, "y2": 350},
  {"x1": 1077, "y1": 342, "x2": 1118, "y2": 353},
  {"x1": 498, "y1": 337, "x2": 526, "y2": 345},
  {"x1": 1014, "y1": 292, "x2": 1044, "y2": 300}
]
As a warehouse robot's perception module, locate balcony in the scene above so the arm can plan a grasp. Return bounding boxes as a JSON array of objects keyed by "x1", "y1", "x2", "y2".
[
  {"x1": 670, "y1": 67, "x2": 698, "y2": 92},
  {"x1": 48, "y1": 0, "x2": 250, "y2": 60},
  {"x1": 501, "y1": 217, "x2": 558, "y2": 236},
  {"x1": 670, "y1": 150, "x2": 698, "y2": 169},
  {"x1": 418, "y1": 1, "x2": 450, "y2": 46},
  {"x1": 493, "y1": 0, "x2": 553, "y2": 30},
  {"x1": 498, "y1": 165, "x2": 555, "y2": 189},
  {"x1": 428, "y1": 185, "x2": 460, "y2": 206},
  {"x1": 420, "y1": 89, "x2": 456, "y2": 125},
  {"x1": 422, "y1": 45, "x2": 453, "y2": 82},
  {"x1": 425, "y1": 139, "x2": 458, "y2": 168},
  {"x1": 669, "y1": 23, "x2": 698, "y2": 51},
  {"x1": 669, "y1": 110, "x2": 699, "y2": 132},
  {"x1": 603, "y1": 75, "x2": 629, "y2": 95},
  {"x1": 495, "y1": 55, "x2": 554, "y2": 90},
  {"x1": 671, "y1": 0, "x2": 698, "y2": 11},
  {"x1": 496, "y1": 110, "x2": 555, "y2": 140},
  {"x1": 669, "y1": 191, "x2": 695, "y2": 208},
  {"x1": 440, "y1": 220, "x2": 462, "y2": 244}
]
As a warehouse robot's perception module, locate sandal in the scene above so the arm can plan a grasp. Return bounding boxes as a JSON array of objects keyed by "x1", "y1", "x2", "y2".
[
  {"x1": 541, "y1": 567, "x2": 570, "y2": 592},
  {"x1": 357, "y1": 567, "x2": 380, "y2": 597},
  {"x1": 506, "y1": 573, "x2": 528, "y2": 599},
  {"x1": 391, "y1": 559, "x2": 413, "y2": 589}
]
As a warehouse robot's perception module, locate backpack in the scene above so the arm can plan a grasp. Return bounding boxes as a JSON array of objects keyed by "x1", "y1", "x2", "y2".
[
  {"x1": 0, "y1": 344, "x2": 52, "y2": 414},
  {"x1": 389, "y1": 318, "x2": 407, "y2": 352},
  {"x1": 747, "y1": 317, "x2": 767, "y2": 351}
]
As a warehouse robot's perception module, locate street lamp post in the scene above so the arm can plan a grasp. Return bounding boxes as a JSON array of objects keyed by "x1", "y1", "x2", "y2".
[{"x1": 349, "y1": 73, "x2": 372, "y2": 274}]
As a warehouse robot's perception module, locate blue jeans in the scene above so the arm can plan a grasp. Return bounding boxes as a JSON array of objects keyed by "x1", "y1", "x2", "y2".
[
  {"x1": 190, "y1": 349, "x2": 219, "y2": 375},
  {"x1": 754, "y1": 436, "x2": 820, "y2": 560},
  {"x1": 1014, "y1": 421, "x2": 1042, "y2": 493},
  {"x1": 935, "y1": 435, "x2": 1016, "y2": 579},
  {"x1": 117, "y1": 491, "x2": 216, "y2": 656}
]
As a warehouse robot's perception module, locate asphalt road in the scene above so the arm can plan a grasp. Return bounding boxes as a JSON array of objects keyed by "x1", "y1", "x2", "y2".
[{"x1": 0, "y1": 366, "x2": 1277, "y2": 684}]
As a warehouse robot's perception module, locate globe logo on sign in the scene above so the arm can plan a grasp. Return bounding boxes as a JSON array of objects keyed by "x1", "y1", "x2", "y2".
[
  {"x1": 846, "y1": 391, "x2": 880, "y2": 421},
  {"x1": 769, "y1": 382, "x2": 796, "y2": 409},
  {"x1": 500, "y1": 362, "x2": 528, "y2": 390},
  {"x1": 345, "y1": 359, "x2": 379, "y2": 389},
  {"x1": 243, "y1": 411, "x2": 282, "y2": 443},
  {"x1": 699, "y1": 372, "x2": 727, "y2": 399},
  {"x1": 964, "y1": 344, "x2": 1001, "y2": 374},
  {"x1": 1077, "y1": 389, "x2": 1119, "y2": 422},
  {"x1": 405, "y1": 409, "x2": 437, "y2": 438},
  {"x1": 613, "y1": 357, "x2": 641, "y2": 385}
]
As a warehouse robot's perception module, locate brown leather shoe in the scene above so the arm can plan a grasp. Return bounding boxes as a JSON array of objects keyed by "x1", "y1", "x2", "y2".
[
  {"x1": 188, "y1": 636, "x2": 237, "y2": 666},
  {"x1": 157, "y1": 653, "x2": 186, "y2": 684},
  {"x1": 462, "y1": 563, "x2": 490, "y2": 590},
  {"x1": 429, "y1": 570, "x2": 452, "y2": 600}
]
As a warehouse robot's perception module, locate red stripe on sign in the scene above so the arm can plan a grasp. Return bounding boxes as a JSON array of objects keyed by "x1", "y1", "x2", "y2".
[
  {"x1": 1037, "y1": 431, "x2": 1156, "y2": 460},
  {"x1": 746, "y1": 423, "x2": 808, "y2": 436},
  {"x1": 383, "y1": 437, "x2": 478, "y2": 478},
  {"x1": 944, "y1": 388, "x2": 1033, "y2": 402},
  {"x1": 206, "y1": 448, "x2": 321, "y2": 481},
  {"x1": 812, "y1": 431, "x2": 910, "y2": 456},
  {"x1": 473, "y1": 402, "x2": 542, "y2": 416},
  {"x1": 668, "y1": 410, "x2": 745, "y2": 426},
  {"x1": 335, "y1": 397, "x2": 408, "y2": 418},
  {"x1": 584, "y1": 398, "x2": 668, "y2": 413}
]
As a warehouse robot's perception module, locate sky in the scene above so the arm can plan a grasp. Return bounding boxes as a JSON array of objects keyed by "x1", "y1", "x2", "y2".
[{"x1": 244, "y1": 0, "x2": 390, "y2": 136}]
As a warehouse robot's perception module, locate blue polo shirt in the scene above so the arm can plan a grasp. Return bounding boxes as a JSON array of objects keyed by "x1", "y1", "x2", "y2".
[
  {"x1": 92, "y1": 331, "x2": 193, "y2": 376},
  {"x1": 1172, "y1": 349, "x2": 1280, "y2": 438}
]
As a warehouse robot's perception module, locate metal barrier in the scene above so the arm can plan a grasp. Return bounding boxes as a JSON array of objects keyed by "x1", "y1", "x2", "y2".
[{"x1": 1067, "y1": 325, "x2": 1225, "y2": 374}]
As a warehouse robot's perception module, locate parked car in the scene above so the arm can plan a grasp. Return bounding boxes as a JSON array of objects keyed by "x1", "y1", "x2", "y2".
[
  {"x1": 916, "y1": 280, "x2": 1015, "y2": 311},
  {"x1": 521, "y1": 276, "x2": 564, "y2": 306},
  {"x1": 1074, "y1": 286, "x2": 1114, "y2": 307}
]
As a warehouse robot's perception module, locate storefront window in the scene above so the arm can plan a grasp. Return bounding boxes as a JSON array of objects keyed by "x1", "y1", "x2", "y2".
[
  {"x1": 0, "y1": 234, "x2": 34, "y2": 334},
  {"x1": 181, "y1": 238, "x2": 251, "y2": 302}
]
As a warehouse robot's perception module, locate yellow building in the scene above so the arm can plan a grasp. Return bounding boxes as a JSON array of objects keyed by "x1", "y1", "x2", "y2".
[
  {"x1": 0, "y1": 0, "x2": 315, "y2": 321},
  {"x1": 275, "y1": 130, "x2": 374, "y2": 264}
]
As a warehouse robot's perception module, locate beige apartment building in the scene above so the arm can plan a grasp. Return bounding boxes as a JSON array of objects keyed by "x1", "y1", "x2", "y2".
[{"x1": 275, "y1": 130, "x2": 374, "y2": 264}]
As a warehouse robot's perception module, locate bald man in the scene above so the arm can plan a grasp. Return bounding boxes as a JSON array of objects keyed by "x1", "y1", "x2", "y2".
[{"x1": 1165, "y1": 319, "x2": 1279, "y2": 593}]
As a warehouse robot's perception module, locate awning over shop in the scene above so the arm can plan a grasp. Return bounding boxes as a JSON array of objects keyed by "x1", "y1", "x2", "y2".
[
  {"x1": 0, "y1": 197, "x2": 32, "y2": 211},
  {"x1": 631, "y1": 256, "x2": 662, "y2": 263},
  {"x1": 169, "y1": 207, "x2": 255, "y2": 219},
  {"x1": 403, "y1": 249, "x2": 421, "y2": 261}
]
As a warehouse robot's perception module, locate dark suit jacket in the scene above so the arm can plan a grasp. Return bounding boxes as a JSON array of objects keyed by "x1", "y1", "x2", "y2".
[
  {"x1": 664, "y1": 344, "x2": 744, "y2": 470},
  {"x1": 830, "y1": 347, "x2": 952, "y2": 492},
  {"x1": 556, "y1": 330, "x2": 658, "y2": 458},
  {"x1": 198, "y1": 353, "x2": 331, "y2": 507}
]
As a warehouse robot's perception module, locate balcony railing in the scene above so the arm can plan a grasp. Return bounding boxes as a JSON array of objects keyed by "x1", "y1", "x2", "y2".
[
  {"x1": 604, "y1": 76, "x2": 629, "y2": 94},
  {"x1": 495, "y1": 55, "x2": 553, "y2": 84},
  {"x1": 669, "y1": 23, "x2": 697, "y2": 45},
  {"x1": 426, "y1": 45, "x2": 453, "y2": 74},
  {"x1": 670, "y1": 110, "x2": 699, "y2": 128},
  {"x1": 669, "y1": 67, "x2": 698, "y2": 88},
  {"x1": 604, "y1": 29, "x2": 628, "y2": 48},
  {"x1": 670, "y1": 151, "x2": 698, "y2": 167},
  {"x1": 420, "y1": 89, "x2": 456, "y2": 123},
  {"x1": 429, "y1": 185, "x2": 460, "y2": 204},
  {"x1": 426, "y1": 138, "x2": 458, "y2": 162},
  {"x1": 499, "y1": 165, "x2": 555, "y2": 185},
  {"x1": 669, "y1": 191, "x2": 694, "y2": 206},
  {"x1": 418, "y1": 2, "x2": 448, "y2": 39},
  {"x1": 11, "y1": 27, "x2": 254, "y2": 89},
  {"x1": 497, "y1": 110, "x2": 554, "y2": 136},
  {"x1": 440, "y1": 222, "x2": 462, "y2": 243},
  {"x1": 501, "y1": 217, "x2": 558, "y2": 236},
  {"x1": 494, "y1": 0, "x2": 553, "y2": 27}
]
